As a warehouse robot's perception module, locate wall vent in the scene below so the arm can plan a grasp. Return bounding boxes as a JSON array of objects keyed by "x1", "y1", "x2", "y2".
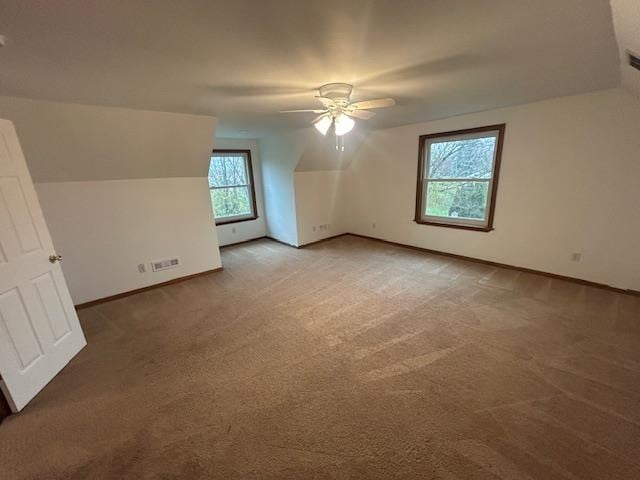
[
  {"x1": 151, "y1": 257, "x2": 180, "y2": 272},
  {"x1": 629, "y1": 52, "x2": 640, "y2": 72}
]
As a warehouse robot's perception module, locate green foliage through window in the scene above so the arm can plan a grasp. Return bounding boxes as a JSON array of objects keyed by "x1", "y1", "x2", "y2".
[
  {"x1": 425, "y1": 181, "x2": 488, "y2": 219},
  {"x1": 423, "y1": 134, "x2": 497, "y2": 223},
  {"x1": 209, "y1": 153, "x2": 254, "y2": 220},
  {"x1": 210, "y1": 187, "x2": 251, "y2": 218},
  {"x1": 428, "y1": 137, "x2": 495, "y2": 179}
]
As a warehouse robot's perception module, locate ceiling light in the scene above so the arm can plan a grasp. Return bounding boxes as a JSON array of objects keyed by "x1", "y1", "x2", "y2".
[
  {"x1": 314, "y1": 115, "x2": 332, "y2": 135},
  {"x1": 280, "y1": 83, "x2": 395, "y2": 139},
  {"x1": 334, "y1": 113, "x2": 355, "y2": 136}
]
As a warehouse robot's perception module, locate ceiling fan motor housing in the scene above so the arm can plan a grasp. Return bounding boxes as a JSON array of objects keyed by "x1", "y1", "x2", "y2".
[{"x1": 318, "y1": 83, "x2": 353, "y2": 104}]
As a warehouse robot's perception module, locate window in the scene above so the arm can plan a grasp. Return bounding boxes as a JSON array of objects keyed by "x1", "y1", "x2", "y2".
[
  {"x1": 208, "y1": 149, "x2": 258, "y2": 225},
  {"x1": 415, "y1": 124, "x2": 505, "y2": 231}
]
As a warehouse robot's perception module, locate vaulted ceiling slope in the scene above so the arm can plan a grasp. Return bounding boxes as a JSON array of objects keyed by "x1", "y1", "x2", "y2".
[
  {"x1": 0, "y1": 96, "x2": 217, "y2": 182},
  {"x1": 0, "y1": 0, "x2": 621, "y2": 137}
]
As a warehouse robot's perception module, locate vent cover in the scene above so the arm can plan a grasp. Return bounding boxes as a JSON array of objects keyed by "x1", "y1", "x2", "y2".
[
  {"x1": 151, "y1": 257, "x2": 180, "y2": 272},
  {"x1": 630, "y1": 52, "x2": 640, "y2": 72}
]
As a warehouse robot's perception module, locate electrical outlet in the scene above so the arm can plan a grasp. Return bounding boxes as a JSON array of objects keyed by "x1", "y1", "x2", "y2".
[
  {"x1": 571, "y1": 253, "x2": 582, "y2": 262},
  {"x1": 313, "y1": 226, "x2": 317, "y2": 232},
  {"x1": 372, "y1": 222, "x2": 376, "y2": 229},
  {"x1": 232, "y1": 227, "x2": 236, "y2": 234},
  {"x1": 137, "y1": 263, "x2": 146, "y2": 273}
]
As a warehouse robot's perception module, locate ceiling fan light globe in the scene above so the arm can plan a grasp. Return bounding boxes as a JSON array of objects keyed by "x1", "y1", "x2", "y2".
[
  {"x1": 334, "y1": 113, "x2": 355, "y2": 136},
  {"x1": 314, "y1": 115, "x2": 332, "y2": 135}
]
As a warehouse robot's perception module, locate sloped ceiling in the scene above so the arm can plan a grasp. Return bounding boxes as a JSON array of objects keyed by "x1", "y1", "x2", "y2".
[
  {"x1": 295, "y1": 127, "x2": 370, "y2": 172},
  {"x1": 610, "y1": 0, "x2": 640, "y2": 99},
  {"x1": 0, "y1": 0, "x2": 621, "y2": 137},
  {"x1": 0, "y1": 96, "x2": 217, "y2": 181}
]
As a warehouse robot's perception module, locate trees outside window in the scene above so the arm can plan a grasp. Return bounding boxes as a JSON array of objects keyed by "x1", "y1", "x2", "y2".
[
  {"x1": 415, "y1": 125, "x2": 505, "y2": 231},
  {"x1": 209, "y1": 150, "x2": 257, "y2": 225}
]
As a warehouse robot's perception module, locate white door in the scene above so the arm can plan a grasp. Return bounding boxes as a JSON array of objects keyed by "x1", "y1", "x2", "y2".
[{"x1": 0, "y1": 119, "x2": 86, "y2": 412}]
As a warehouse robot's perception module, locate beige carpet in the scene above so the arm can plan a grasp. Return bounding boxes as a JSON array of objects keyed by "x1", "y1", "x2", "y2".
[{"x1": 1, "y1": 235, "x2": 639, "y2": 479}]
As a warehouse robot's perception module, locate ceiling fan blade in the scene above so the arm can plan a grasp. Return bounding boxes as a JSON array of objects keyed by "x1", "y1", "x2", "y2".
[
  {"x1": 311, "y1": 113, "x2": 330, "y2": 124},
  {"x1": 350, "y1": 98, "x2": 396, "y2": 110},
  {"x1": 280, "y1": 109, "x2": 327, "y2": 114},
  {"x1": 315, "y1": 96, "x2": 336, "y2": 108},
  {"x1": 347, "y1": 109, "x2": 376, "y2": 120}
]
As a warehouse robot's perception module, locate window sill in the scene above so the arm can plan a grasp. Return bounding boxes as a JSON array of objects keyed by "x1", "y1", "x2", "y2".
[
  {"x1": 413, "y1": 218, "x2": 494, "y2": 232},
  {"x1": 216, "y1": 215, "x2": 258, "y2": 226}
]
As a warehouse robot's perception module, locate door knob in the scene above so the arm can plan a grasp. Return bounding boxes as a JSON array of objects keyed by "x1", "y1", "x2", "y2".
[{"x1": 48, "y1": 254, "x2": 62, "y2": 263}]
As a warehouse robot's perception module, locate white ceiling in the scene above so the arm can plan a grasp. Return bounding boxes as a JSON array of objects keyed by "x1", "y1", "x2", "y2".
[{"x1": 0, "y1": 0, "x2": 622, "y2": 137}]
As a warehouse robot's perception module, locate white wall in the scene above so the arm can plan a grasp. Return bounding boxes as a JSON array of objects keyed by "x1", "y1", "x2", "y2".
[
  {"x1": 260, "y1": 127, "x2": 362, "y2": 246},
  {"x1": 291, "y1": 129, "x2": 365, "y2": 245},
  {"x1": 294, "y1": 171, "x2": 347, "y2": 245},
  {"x1": 212, "y1": 138, "x2": 267, "y2": 246},
  {"x1": 260, "y1": 130, "x2": 309, "y2": 246},
  {"x1": 0, "y1": 96, "x2": 221, "y2": 304},
  {"x1": 36, "y1": 179, "x2": 221, "y2": 305},
  {"x1": 340, "y1": 88, "x2": 640, "y2": 290}
]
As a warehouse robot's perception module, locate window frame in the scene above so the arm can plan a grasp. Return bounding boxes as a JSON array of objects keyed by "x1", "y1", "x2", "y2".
[
  {"x1": 210, "y1": 149, "x2": 258, "y2": 226},
  {"x1": 414, "y1": 124, "x2": 506, "y2": 232}
]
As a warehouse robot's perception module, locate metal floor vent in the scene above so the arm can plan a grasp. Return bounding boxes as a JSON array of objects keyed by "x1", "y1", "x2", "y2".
[{"x1": 151, "y1": 258, "x2": 180, "y2": 272}]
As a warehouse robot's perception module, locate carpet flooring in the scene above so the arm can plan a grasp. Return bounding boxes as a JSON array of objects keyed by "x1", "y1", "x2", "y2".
[{"x1": 1, "y1": 235, "x2": 639, "y2": 479}]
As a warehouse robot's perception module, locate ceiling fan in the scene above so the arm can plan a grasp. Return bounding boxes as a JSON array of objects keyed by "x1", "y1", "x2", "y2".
[{"x1": 280, "y1": 83, "x2": 395, "y2": 136}]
